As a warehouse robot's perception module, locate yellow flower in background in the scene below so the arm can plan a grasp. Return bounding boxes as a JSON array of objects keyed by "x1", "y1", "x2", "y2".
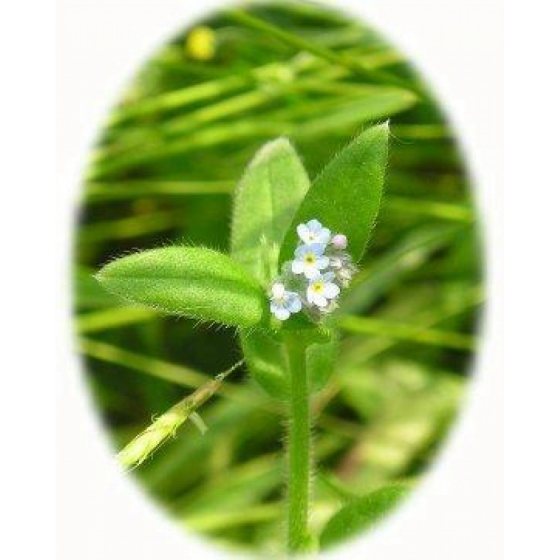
[{"x1": 185, "y1": 26, "x2": 216, "y2": 61}]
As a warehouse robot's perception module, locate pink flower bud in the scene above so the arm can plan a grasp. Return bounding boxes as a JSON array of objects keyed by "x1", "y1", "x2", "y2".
[{"x1": 331, "y1": 234, "x2": 347, "y2": 249}]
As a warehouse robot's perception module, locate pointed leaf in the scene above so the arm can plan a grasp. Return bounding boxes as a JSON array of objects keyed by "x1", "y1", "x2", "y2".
[
  {"x1": 279, "y1": 123, "x2": 389, "y2": 264},
  {"x1": 230, "y1": 138, "x2": 310, "y2": 283},
  {"x1": 96, "y1": 247, "x2": 266, "y2": 328},
  {"x1": 230, "y1": 138, "x2": 311, "y2": 391}
]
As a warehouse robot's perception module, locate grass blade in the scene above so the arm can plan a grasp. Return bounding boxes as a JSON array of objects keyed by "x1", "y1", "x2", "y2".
[
  {"x1": 76, "y1": 306, "x2": 158, "y2": 333},
  {"x1": 338, "y1": 315, "x2": 476, "y2": 350}
]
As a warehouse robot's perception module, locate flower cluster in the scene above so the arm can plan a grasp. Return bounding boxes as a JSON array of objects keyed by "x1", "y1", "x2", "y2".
[{"x1": 269, "y1": 219, "x2": 357, "y2": 321}]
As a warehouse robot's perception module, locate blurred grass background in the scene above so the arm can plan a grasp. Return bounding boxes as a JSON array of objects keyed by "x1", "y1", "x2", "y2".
[{"x1": 73, "y1": 0, "x2": 483, "y2": 554}]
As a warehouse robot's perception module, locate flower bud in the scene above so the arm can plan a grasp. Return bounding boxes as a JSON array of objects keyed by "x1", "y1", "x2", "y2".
[{"x1": 331, "y1": 234, "x2": 347, "y2": 249}]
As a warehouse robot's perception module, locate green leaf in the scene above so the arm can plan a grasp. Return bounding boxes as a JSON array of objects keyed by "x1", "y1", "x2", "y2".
[
  {"x1": 240, "y1": 329, "x2": 338, "y2": 399},
  {"x1": 279, "y1": 123, "x2": 389, "y2": 264},
  {"x1": 95, "y1": 247, "x2": 266, "y2": 328},
  {"x1": 231, "y1": 137, "x2": 310, "y2": 283},
  {"x1": 308, "y1": 336, "x2": 339, "y2": 393},
  {"x1": 320, "y1": 484, "x2": 410, "y2": 549},
  {"x1": 240, "y1": 329, "x2": 289, "y2": 399},
  {"x1": 230, "y1": 138, "x2": 311, "y2": 394}
]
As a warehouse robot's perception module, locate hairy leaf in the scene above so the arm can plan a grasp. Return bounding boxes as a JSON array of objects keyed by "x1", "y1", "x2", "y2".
[
  {"x1": 230, "y1": 138, "x2": 310, "y2": 392},
  {"x1": 279, "y1": 123, "x2": 389, "y2": 264},
  {"x1": 96, "y1": 247, "x2": 266, "y2": 328},
  {"x1": 231, "y1": 137, "x2": 310, "y2": 283},
  {"x1": 320, "y1": 484, "x2": 409, "y2": 549}
]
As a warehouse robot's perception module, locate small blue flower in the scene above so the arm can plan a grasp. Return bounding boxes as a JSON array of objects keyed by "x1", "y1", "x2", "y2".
[
  {"x1": 291, "y1": 243, "x2": 330, "y2": 279},
  {"x1": 306, "y1": 271, "x2": 340, "y2": 308},
  {"x1": 297, "y1": 219, "x2": 331, "y2": 245},
  {"x1": 270, "y1": 282, "x2": 302, "y2": 321},
  {"x1": 269, "y1": 218, "x2": 355, "y2": 321}
]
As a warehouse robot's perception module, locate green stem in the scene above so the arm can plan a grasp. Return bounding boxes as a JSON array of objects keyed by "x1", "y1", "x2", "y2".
[{"x1": 285, "y1": 335, "x2": 312, "y2": 553}]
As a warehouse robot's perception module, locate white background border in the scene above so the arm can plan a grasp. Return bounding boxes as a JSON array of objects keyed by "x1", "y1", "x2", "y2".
[{"x1": 4, "y1": 0, "x2": 512, "y2": 558}]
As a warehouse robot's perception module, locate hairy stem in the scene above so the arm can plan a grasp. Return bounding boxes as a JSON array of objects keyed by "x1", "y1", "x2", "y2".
[{"x1": 285, "y1": 335, "x2": 312, "y2": 553}]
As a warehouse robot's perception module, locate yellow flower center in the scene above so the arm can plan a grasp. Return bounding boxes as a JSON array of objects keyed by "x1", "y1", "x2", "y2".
[
  {"x1": 304, "y1": 254, "x2": 316, "y2": 264},
  {"x1": 311, "y1": 282, "x2": 324, "y2": 293}
]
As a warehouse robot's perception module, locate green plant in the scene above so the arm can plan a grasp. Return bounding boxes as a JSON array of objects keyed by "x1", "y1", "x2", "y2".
[
  {"x1": 75, "y1": 1, "x2": 482, "y2": 553},
  {"x1": 95, "y1": 122, "x2": 404, "y2": 553}
]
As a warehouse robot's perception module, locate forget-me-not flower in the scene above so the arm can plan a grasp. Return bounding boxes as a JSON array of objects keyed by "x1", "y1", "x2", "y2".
[
  {"x1": 291, "y1": 243, "x2": 330, "y2": 279},
  {"x1": 269, "y1": 282, "x2": 302, "y2": 321},
  {"x1": 297, "y1": 219, "x2": 331, "y2": 245},
  {"x1": 268, "y1": 218, "x2": 356, "y2": 322},
  {"x1": 306, "y1": 271, "x2": 340, "y2": 308}
]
